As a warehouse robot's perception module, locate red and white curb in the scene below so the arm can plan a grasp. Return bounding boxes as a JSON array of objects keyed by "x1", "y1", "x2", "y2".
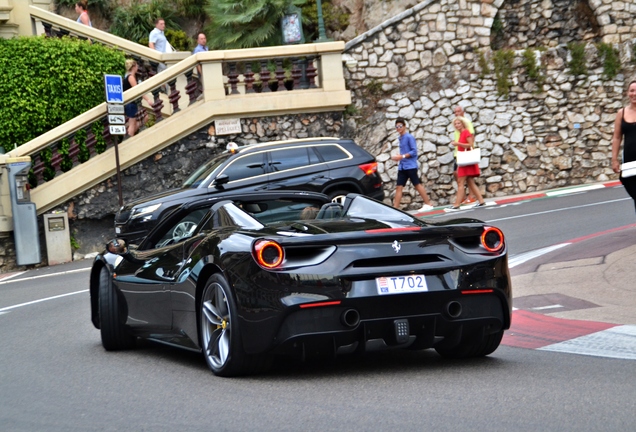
[{"x1": 503, "y1": 310, "x2": 636, "y2": 360}]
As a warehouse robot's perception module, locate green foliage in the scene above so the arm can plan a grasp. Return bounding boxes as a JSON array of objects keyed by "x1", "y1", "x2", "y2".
[
  {"x1": 477, "y1": 49, "x2": 490, "y2": 78},
  {"x1": 59, "y1": 137, "x2": 73, "y2": 172},
  {"x1": 173, "y1": 0, "x2": 207, "y2": 19},
  {"x1": 521, "y1": 47, "x2": 545, "y2": 90},
  {"x1": 109, "y1": 0, "x2": 180, "y2": 45},
  {"x1": 165, "y1": 29, "x2": 191, "y2": 52},
  {"x1": 56, "y1": 0, "x2": 112, "y2": 15},
  {"x1": 365, "y1": 79, "x2": 383, "y2": 96},
  {"x1": 492, "y1": 14, "x2": 504, "y2": 38},
  {"x1": 597, "y1": 42, "x2": 620, "y2": 80},
  {"x1": 74, "y1": 129, "x2": 90, "y2": 163},
  {"x1": 204, "y1": 0, "x2": 308, "y2": 49},
  {"x1": 301, "y1": 1, "x2": 350, "y2": 41},
  {"x1": 343, "y1": 104, "x2": 359, "y2": 118},
  {"x1": 567, "y1": 42, "x2": 588, "y2": 76},
  {"x1": 493, "y1": 49, "x2": 514, "y2": 97},
  {"x1": 92, "y1": 122, "x2": 107, "y2": 154},
  {"x1": 0, "y1": 36, "x2": 125, "y2": 148},
  {"x1": 70, "y1": 235, "x2": 80, "y2": 250}
]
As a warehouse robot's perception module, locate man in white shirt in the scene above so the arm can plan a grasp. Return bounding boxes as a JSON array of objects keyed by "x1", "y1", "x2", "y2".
[{"x1": 149, "y1": 18, "x2": 168, "y2": 73}]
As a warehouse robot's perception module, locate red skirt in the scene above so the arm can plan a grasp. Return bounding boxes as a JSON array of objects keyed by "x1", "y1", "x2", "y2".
[{"x1": 457, "y1": 163, "x2": 480, "y2": 178}]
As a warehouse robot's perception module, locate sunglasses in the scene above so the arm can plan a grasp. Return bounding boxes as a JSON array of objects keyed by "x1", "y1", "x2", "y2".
[{"x1": 396, "y1": 125, "x2": 404, "y2": 129}]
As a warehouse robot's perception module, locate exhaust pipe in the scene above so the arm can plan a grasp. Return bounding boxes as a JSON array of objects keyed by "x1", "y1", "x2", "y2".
[
  {"x1": 446, "y1": 301, "x2": 462, "y2": 319},
  {"x1": 341, "y1": 309, "x2": 360, "y2": 328}
]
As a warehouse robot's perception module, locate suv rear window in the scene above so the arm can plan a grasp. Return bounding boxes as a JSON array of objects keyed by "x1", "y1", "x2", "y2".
[
  {"x1": 269, "y1": 147, "x2": 309, "y2": 171},
  {"x1": 313, "y1": 144, "x2": 349, "y2": 162}
]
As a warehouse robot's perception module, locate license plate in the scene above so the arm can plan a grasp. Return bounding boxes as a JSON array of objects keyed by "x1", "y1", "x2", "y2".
[{"x1": 376, "y1": 275, "x2": 428, "y2": 295}]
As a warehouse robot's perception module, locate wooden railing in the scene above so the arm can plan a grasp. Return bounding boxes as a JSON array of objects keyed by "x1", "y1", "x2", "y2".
[{"x1": 12, "y1": 8, "x2": 351, "y2": 214}]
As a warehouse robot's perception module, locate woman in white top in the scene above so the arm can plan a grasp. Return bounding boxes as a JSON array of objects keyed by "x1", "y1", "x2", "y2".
[{"x1": 75, "y1": 1, "x2": 92, "y2": 27}]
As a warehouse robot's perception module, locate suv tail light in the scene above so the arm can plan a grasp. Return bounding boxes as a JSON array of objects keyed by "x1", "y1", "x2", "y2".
[{"x1": 359, "y1": 162, "x2": 378, "y2": 175}]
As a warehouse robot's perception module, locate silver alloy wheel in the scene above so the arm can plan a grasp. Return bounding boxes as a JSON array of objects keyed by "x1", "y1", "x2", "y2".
[
  {"x1": 172, "y1": 221, "x2": 197, "y2": 241},
  {"x1": 201, "y1": 282, "x2": 231, "y2": 369}
]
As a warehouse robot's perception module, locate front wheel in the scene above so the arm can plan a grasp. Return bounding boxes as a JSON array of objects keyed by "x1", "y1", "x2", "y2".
[
  {"x1": 98, "y1": 266, "x2": 136, "y2": 350},
  {"x1": 435, "y1": 327, "x2": 503, "y2": 359},
  {"x1": 199, "y1": 274, "x2": 270, "y2": 377}
]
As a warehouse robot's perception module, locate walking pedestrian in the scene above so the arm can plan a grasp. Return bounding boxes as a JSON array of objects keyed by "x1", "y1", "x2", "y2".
[
  {"x1": 149, "y1": 18, "x2": 168, "y2": 73},
  {"x1": 448, "y1": 117, "x2": 486, "y2": 210},
  {"x1": 75, "y1": 1, "x2": 92, "y2": 27},
  {"x1": 192, "y1": 32, "x2": 208, "y2": 90},
  {"x1": 611, "y1": 79, "x2": 636, "y2": 215},
  {"x1": 389, "y1": 117, "x2": 434, "y2": 212},
  {"x1": 123, "y1": 59, "x2": 152, "y2": 137},
  {"x1": 453, "y1": 105, "x2": 476, "y2": 204}
]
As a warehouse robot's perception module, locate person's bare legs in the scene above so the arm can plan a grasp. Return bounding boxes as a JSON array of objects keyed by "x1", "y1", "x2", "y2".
[
  {"x1": 454, "y1": 169, "x2": 475, "y2": 202},
  {"x1": 466, "y1": 177, "x2": 485, "y2": 204},
  {"x1": 414, "y1": 183, "x2": 432, "y2": 205},
  {"x1": 393, "y1": 185, "x2": 404, "y2": 208},
  {"x1": 127, "y1": 118, "x2": 138, "y2": 137},
  {"x1": 453, "y1": 176, "x2": 466, "y2": 207}
]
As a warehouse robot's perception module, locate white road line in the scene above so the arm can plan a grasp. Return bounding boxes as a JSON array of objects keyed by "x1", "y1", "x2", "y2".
[
  {"x1": 532, "y1": 304, "x2": 564, "y2": 310},
  {"x1": 539, "y1": 325, "x2": 636, "y2": 360},
  {"x1": 486, "y1": 197, "x2": 630, "y2": 222},
  {"x1": 545, "y1": 184, "x2": 606, "y2": 196},
  {"x1": 0, "y1": 289, "x2": 89, "y2": 313},
  {"x1": 0, "y1": 267, "x2": 91, "y2": 285},
  {"x1": 508, "y1": 244, "x2": 570, "y2": 268},
  {"x1": 0, "y1": 271, "x2": 26, "y2": 282}
]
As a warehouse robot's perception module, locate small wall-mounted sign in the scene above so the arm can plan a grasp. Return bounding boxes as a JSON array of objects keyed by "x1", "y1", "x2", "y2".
[
  {"x1": 215, "y1": 118, "x2": 242, "y2": 135},
  {"x1": 109, "y1": 125, "x2": 126, "y2": 135}
]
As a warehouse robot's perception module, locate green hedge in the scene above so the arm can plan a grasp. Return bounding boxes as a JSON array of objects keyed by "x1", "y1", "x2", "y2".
[{"x1": 0, "y1": 36, "x2": 125, "y2": 150}]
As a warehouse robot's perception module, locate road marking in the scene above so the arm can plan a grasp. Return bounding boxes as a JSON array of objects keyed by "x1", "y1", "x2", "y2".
[
  {"x1": 508, "y1": 244, "x2": 570, "y2": 268},
  {"x1": 539, "y1": 325, "x2": 636, "y2": 360},
  {"x1": 532, "y1": 304, "x2": 564, "y2": 310},
  {"x1": 0, "y1": 267, "x2": 90, "y2": 285},
  {"x1": 0, "y1": 271, "x2": 26, "y2": 282},
  {"x1": 0, "y1": 289, "x2": 88, "y2": 313},
  {"x1": 545, "y1": 184, "x2": 606, "y2": 196},
  {"x1": 486, "y1": 197, "x2": 631, "y2": 223}
]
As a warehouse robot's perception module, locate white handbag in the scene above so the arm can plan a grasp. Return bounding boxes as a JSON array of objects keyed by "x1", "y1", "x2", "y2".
[
  {"x1": 621, "y1": 160, "x2": 636, "y2": 178},
  {"x1": 456, "y1": 147, "x2": 481, "y2": 166}
]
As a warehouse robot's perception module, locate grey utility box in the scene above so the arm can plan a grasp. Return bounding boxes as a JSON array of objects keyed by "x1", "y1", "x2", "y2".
[
  {"x1": 7, "y1": 157, "x2": 41, "y2": 266},
  {"x1": 43, "y1": 213, "x2": 72, "y2": 265}
]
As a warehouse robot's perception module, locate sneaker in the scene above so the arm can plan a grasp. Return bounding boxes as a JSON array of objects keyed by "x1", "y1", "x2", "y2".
[{"x1": 418, "y1": 204, "x2": 434, "y2": 212}]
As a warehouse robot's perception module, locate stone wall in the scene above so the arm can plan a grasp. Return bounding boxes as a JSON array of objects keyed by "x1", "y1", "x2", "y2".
[{"x1": 342, "y1": 0, "x2": 636, "y2": 208}]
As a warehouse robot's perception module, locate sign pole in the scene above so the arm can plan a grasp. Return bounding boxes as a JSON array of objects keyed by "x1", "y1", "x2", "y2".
[{"x1": 104, "y1": 74, "x2": 126, "y2": 207}]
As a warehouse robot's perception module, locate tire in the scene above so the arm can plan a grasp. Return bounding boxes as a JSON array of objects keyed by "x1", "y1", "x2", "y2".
[
  {"x1": 327, "y1": 189, "x2": 350, "y2": 205},
  {"x1": 98, "y1": 267, "x2": 136, "y2": 351},
  {"x1": 199, "y1": 274, "x2": 271, "y2": 377},
  {"x1": 434, "y1": 327, "x2": 503, "y2": 359}
]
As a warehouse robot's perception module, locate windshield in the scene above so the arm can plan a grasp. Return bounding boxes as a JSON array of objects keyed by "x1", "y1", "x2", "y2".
[
  {"x1": 345, "y1": 196, "x2": 423, "y2": 224},
  {"x1": 182, "y1": 153, "x2": 233, "y2": 188}
]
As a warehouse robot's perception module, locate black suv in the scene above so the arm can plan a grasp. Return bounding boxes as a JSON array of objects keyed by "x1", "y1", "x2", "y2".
[{"x1": 115, "y1": 137, "x2": 384, "y2": 242}]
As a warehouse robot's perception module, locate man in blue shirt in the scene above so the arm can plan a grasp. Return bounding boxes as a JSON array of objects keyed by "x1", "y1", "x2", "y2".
[{"x1": 391, "y1": 117, "x2": 434, "y2": 212}]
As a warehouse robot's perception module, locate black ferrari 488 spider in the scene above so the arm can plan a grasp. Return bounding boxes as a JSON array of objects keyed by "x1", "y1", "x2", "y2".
[{"x1": 90, "y1": 191, "x2": 512, "y2": 376}]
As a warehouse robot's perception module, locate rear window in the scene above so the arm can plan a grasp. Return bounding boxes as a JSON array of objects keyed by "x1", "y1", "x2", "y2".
[
  {"x1": 269, "y1": 147, "x2": 310, "y2": 171},
  {"x1": 313, "y1": 144, "x2": 349, "y2": 162}
]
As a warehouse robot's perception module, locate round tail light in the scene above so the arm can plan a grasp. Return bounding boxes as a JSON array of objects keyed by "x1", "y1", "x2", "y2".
[
  {"x1": 253, "y1": 240, "x2": 284, "y2": 269},
  {"x1": 481, "y1": 226, "x2": 504, "y2": 253}
]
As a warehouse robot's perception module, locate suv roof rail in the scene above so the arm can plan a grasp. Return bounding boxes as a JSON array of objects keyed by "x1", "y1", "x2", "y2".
[{"x1": 237, "y1": 137, "x2": 342, "y2": 152}]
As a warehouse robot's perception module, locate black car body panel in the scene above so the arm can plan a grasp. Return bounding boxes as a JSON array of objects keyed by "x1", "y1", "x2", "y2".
[
  {"x1": 92, "y1": 192, "x2": 512, "y2": 376},
  {"x1": 115, "y1": 138, "x2": 384, "y2": 243}
]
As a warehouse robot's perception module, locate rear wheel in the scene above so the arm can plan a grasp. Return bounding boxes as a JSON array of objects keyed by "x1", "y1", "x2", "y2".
[
  {"x1": 434, "y1": 327, "x2": 503, "y2": 359},
  {"x1": 327, "y1": 189, "x2": 350, "y2": 205},
  {"x1": 199, "y1": 274, "x2": 270, "y2": 377},
  {"x1": 98, "y1": 267, "x2": 136, "y2": 350}
]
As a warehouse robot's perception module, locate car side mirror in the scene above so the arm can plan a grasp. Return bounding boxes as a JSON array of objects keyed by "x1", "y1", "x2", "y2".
[
  {"x1": 106, "y1": 238, "x2": 128, "y2": 255},
  {"x1": 213, "y1": 174, "x2": 229, "y2": 188}
]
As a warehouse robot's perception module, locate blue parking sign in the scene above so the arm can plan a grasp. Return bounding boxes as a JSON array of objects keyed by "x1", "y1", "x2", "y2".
[{"x1": 104, "y1": 74, "x2": 124, "y2": 104}]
